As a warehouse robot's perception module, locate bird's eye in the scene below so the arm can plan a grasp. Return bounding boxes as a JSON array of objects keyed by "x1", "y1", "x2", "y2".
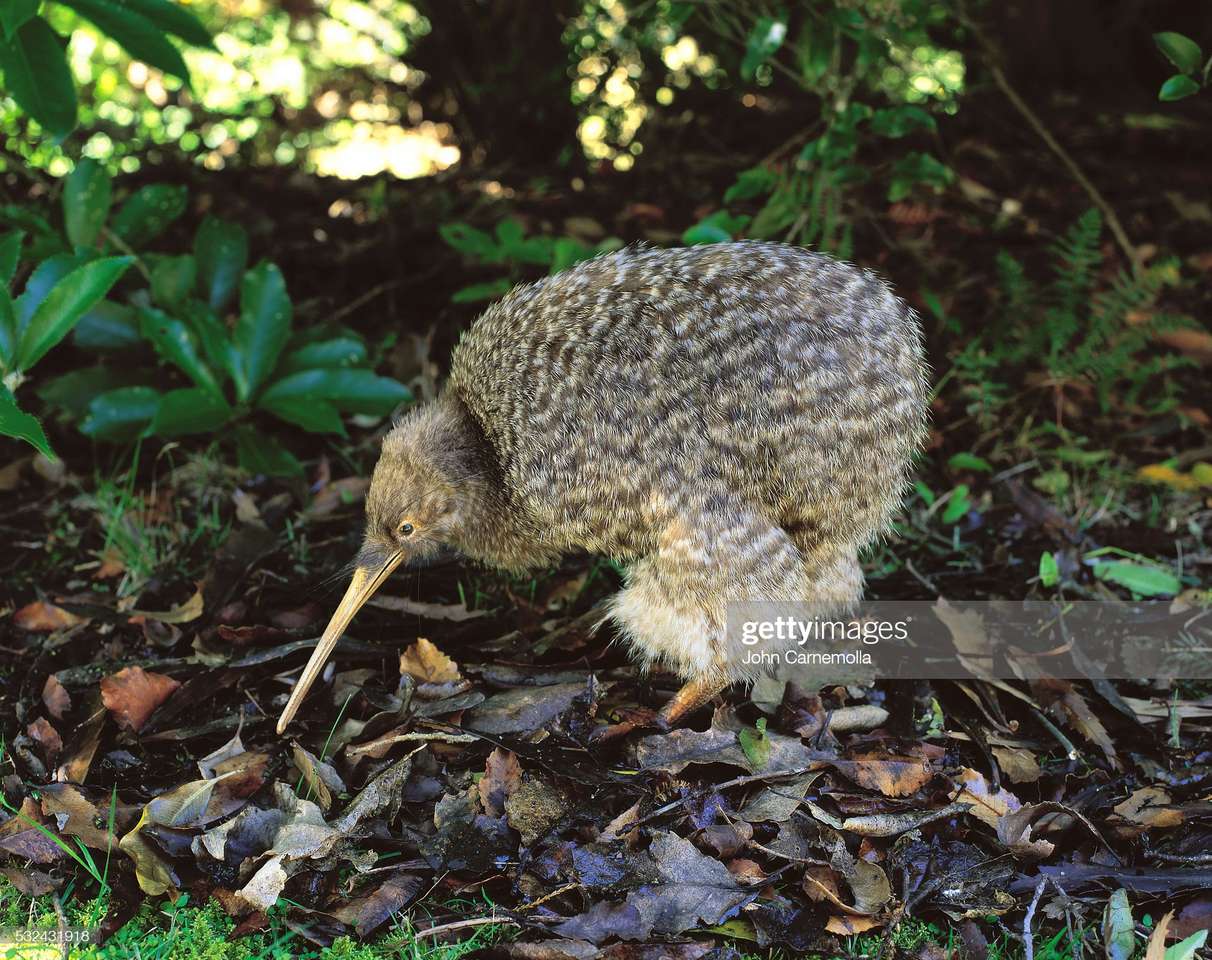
[{"x1": 398, "y1": 522, "x2": 414, "y2": 537}]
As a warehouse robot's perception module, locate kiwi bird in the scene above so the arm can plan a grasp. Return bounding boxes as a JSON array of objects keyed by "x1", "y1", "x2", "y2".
[{"x1": 276, "y1": 241, "x2": 928, "y2": 735}]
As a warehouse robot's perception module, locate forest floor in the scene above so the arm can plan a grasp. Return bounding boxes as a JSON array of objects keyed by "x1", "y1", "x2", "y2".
[{"x1": 1, "y1": 86, "x2": 1211, "y2": 960}]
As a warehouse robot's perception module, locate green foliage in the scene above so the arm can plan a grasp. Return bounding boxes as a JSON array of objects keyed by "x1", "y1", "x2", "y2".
[
  {"x1": 1153, "y1": 31, "x2": 1209, "y2": 100},
  {"x1": 4, "y1": 163, "x2": 412, "y2": 473},
  {"x1": 0, "y1": 210, "x2": 133, "y2": 454},
  {"x1": 952, "y1": 209, "x2": 1195, "y2": 423},
  {"x1": 0, "y1": 0, "x2": 212, "y2": 137},
  {"x1": 441, "y1": 218, "x2": 622, "y2": 302}
]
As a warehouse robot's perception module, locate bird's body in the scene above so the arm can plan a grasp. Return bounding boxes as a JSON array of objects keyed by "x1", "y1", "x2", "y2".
[{"x1": 278, "y1": 241, "x2": 929, "y2": 735}]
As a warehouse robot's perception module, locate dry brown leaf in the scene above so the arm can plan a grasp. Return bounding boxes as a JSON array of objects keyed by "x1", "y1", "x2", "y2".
[
  {"x1": 953, "y1": 767, "x2": 1021, "y2": 828},
  {"x1": 369, "y1": 595, "x2": 488, "y2": 621},
  {"x1": 1113, "y1": 787, "x2": 1184, "y2": 829},
  {"x1": 130, "y1": 585, "x2": 204, "y2": 625},
  {"x1": 41, "y1": 675, "x2": 71, "y2": 723},
  {"x1": 479, "y1": 748, "x2": 521, "y2": 818},
  {"x1": 1158, "y1": 329, "x2": 1212, "y2": 364},
  {"x1": 13, "y1": 601, "x2": 84, "y2": 632},
  {"x1": 400, "y1": 638, "x2": 461, "y2": 684},
  {"x1": 1145, "y1": 911, "x2": 1174, "y2": 960},
  {"x1": 992, "y1": 745, "x2": 1042, "y2": 783},
  {"x1": 95, "y1": 548, "x2": 125, "y2": 580},
  {"x1": 1032, "y1": 679, "x2": 1117, "y2": 766},
  {"x1": 100, "y1": 666, "x2": 182, "y2": 733},
  {"x1": 826, "y1": 915, "x2": 883, "y2": 935},
  {"x1": 304, "y1": 476, "x2": 371, "y2": 519},
  {"x1": 832, "y1": 753, "x2": 933, "y2": 798},
  {"x1": 26, "y1": 717, "x2": 62, "y2": 763}
]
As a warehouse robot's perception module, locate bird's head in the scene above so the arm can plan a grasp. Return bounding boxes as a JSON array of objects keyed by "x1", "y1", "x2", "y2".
[{"x1": 276, "y1": 398, "x2": 481, "y2": 733}]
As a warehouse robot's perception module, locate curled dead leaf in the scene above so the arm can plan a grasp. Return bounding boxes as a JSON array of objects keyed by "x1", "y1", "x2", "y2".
[
  {"x1": 13, "y1": 601, "x2": 84, "y2": 632},
  {"x1": 400, "y1": 637, "x2": 461, "y2": 684}
]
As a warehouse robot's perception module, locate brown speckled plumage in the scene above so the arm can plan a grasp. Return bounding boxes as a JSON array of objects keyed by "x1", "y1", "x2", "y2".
[{"x1": 359, "y1": 240, "x2": 929, "y2": 693}]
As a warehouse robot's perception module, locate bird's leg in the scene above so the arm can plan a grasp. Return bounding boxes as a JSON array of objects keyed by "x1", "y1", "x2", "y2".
[{"x1": 656, "y1": 672, "x2": 729, "y2": 729}]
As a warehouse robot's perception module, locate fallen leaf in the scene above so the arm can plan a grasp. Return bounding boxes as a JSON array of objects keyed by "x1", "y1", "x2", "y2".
[
  {"x1": 26, "y1": 717, "x2": 62, "y2": 764},
  {"x1": 635, "y1": 726, "x2": 811, "y2": 776},
  {"x1": 13, "y1": 601, "x2": 84, "y2": 632},
  {"x1": 831, "y1": 752, "x2": 933, "y2": 798},
  {"x1": 120, "y1": 809, "x2": 180, "y2": 895},
  {"x1": 479, "y1": 748, "x2": 521, "y2": 818},
  {"x1": 130, "y1": 585, "x2": 204, "y2": 624},
  {"x1": 400, "y1": 637, "x2": 461, "y2": 683},
  {"x1": 992, "y1": 745, "x2": 1042, "y2": 783},
  {"x1": 331, "y1": 869, "x2": 422, "y2": 937},
  {"x1": 952, "y1": 767, "x2": 1021, "y2": 828},
  {"x1": 1113, "y1": 787, "x2": 1184, "y2": 829},
  {"x1": 100, "y1": 666, "x2": 182, "y2": 733},
  {"x1": 1103, "y1": 889, "x2": 1135, "y2": 960},
  {"x1": 291, "y1": 742, "x2": 346, "y2": 814},
  {"x1": 41, "y1": 674, "x2": 71, "y2": 720},
  {"x1": 466, "y1": 682, "x2": 593, "y2": 735},
  {"x1": 826, "y1": 916, "x2": 882, "y2": 935},
  {"x1": 369, "y1": 595, "x2": 488, "y2": 621}
]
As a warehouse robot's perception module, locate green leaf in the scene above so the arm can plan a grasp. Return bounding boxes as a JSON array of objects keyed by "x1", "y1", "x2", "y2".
[
  {"x1": 1038, "y1": 551, "x2": 1059, "y2": 588},
  {"x1": 451, "y1": 278, "x2": 512, "y2": 304},
  {"x1": 0, "y1": 385, "x2": 54, "y2": 458},
  {"x1": 1165, "y1": 930, "x2": 1208, "y2": 960},
  {"x1": 277, "y1": 336, "x2": 367, "y2": 375},
  {"x1": 73, "y1": 300, "x2": 141, "y2": 349},
  {"x1": 682, "y1": 210, "x2": 749, "y2": 246},
  {"x1": 941, "y1": 484, "x2": 971, "y2": 524},
  {"x1": 179, "y1": 300, "x2": 235, "y2": 380},
  {"x1": 63, "y1": 158, "x2": 112, "y2": 250},
  {"x1": 724, "y1": 166, "x2": 777, "y2": 204},
  {"x1": 0, "y1": 0, "x2": 40, "y2": 41},
  {"x1": 1102, "y1": 890, "x2": 1134, "y2": 960},
  {"x1": 1159, "y1": 74, "x2": 1200, "y2": 101},
  {"x1": 259, "y1": 395, "x2": 346, "y2": 435},
  {"x1": 439, "y1": 222, "x2": 499, "y2": 261},
  {"x1": 1154, "y1": 32, "x2": 1203, "y2": 75},
  {"x1": 110, "y1": 184, "x2": 188, "y2": 249},
  {"x1": 738, "y1": 717, "x2": 771, "y2": 769},
  {"x1": 231, "y1": 261, "x2": 291, "y2": 402},
  {"x1": 550, "y1": 237, "x2": 592, "y2": 274},
  {"x1": 13, "y1": 252, "x2": 89, "y2": 331},
  {"x1": 56, "y1": 0, "x2": 190, "y2": 82},
  {"x1": 149, "y1": 254, "x2": 196, "y2": 308},
  {"x1": 947, "y1": 452, "x2": 992, "y2": 473},
  {"x1": 150, "y1": 387, "x2": 230, "y2": 437},
  {"x1": 15, "y1": 256, "x2": 132, "y2": 371},
  {"x1": 888, "y1": 152, "x2": 954, "y2": 202},
  {"x1": 0, "y1": 16, "x2": 77, "y2": 137},
  {"x1": 38, "y1": 365, "x2": 142, "y2": 417},
  {"x1": 258, "y1": 368, "x2": 411, "y2": 416},
  {"x1": 741, "y1": 14, "x2": 787, "y2": 80},
  {"x1": 81, "y1": 385, "x2": 160, "y2": 441},
  {"x1": 871, "y1": 105, "x2": 936, "y2": 138},
  {"x1": 120, "y1": 0, "x2": 213, "y2": 48},
  {"x1": 234, "y1": 424, "x2": 302, "y2": 477},
  {"x1": 193, "y1": 216, "x2": 248, "y2": 312},
  {"x1": 0, "y1": 229, "x2": 24, "y2": 287},
  {"x1": 138, "y1": 305, "x2": 223, "y2": 399},
  {"x1": 0, "y1": 290, "x2": 15, "y2": 367},
  {"x1": 1092, "y1": 560, "x2": 1181, "y2": 598}
]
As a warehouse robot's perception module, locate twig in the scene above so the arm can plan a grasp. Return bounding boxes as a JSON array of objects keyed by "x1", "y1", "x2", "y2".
[
  {"x1": 328, "y1": 280, "x2": 402, "y2": 325},
  {"x1": 1023, "y1": 875, "x2": 1048, "y2": 960},
  {"x1": 411, "y1": 915, "x2": 560, "y2": 939},
  {"x1": 959, "y1": 8, "x2": 1140, "y2": 271}
]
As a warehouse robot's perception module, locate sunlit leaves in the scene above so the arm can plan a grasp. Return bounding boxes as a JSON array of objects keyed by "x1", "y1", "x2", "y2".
[
  {"x1": 57, "y1": 0, "x2": 191, "y2": 83},
  {"x1": 0, "y1": 16, "x2": 77, "y2": 137},
  {"x1": 15, "y1": 256, "x2": 132, "y2": 370}
]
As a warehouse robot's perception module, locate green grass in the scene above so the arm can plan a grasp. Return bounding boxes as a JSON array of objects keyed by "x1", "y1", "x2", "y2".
[{"x1": 0, "y1": 878, "x2": 512, "y2": 960}]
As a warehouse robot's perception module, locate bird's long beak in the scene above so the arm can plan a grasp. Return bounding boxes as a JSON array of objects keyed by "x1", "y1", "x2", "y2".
[{"x1": 276, "y1": 551, "x2": 404, "y2": 734}]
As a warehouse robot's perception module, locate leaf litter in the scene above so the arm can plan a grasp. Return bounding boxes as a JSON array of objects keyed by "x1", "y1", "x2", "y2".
[{"x1": 1, "y1": 507, "x2": 1211, "y2": 957}]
